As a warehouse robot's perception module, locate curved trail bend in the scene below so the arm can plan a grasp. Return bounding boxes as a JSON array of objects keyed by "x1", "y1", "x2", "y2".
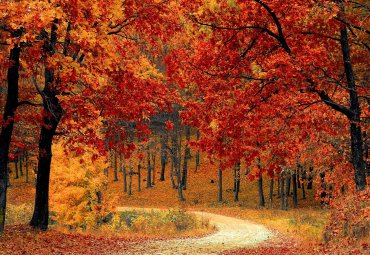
[{"x1": 116, "y1": 207, "x2": 274, "y2": 255}]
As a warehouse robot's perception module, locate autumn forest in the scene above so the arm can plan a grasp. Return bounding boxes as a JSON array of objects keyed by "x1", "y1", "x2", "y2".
[{"x1": 0, "y1": 0, "x2": 369, "y2": 254}]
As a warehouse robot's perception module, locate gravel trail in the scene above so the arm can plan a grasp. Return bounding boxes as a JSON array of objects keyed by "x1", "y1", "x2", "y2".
[{"x1": 116, "y1": 207, "x2": 273, "y2": 255}]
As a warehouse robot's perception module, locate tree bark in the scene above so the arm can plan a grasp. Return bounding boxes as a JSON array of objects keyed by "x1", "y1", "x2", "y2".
[
  {"x1": 123, "y1": 156, "x2": 127, "y2": 193},
  {"x1": 113, "y1": 149, "x2": 118, "y2": 182},
  {"x1": 218, "y1": 165, "x2": 223, "y2": 202},
  {"x1": 280, "y1": 173, "x2": 285, "y2": 210},
  {"x1": 30, "y1": 20, "x2": 63, "y2": 230},
  {"x1": 339, "y1": 7, "x2": 367, "y2": 190},
  {"x1": 25, "y1": 151, "x2": 29, "y2": 183},
  {"x1": 292, "y1": 170, "x2": 298, "y2": 208},
  {"x1": 159, "y1": 132, "x2": 167, "y2": 181},
  {"x1": 195, "y1": 129, "x2": 200, "y2": 173},
  {"x1": 14, "y1": 159, "x2": 19, "y2": 179},
  {"x1": 182, "y1": 126, "x2": 190, "y2": 190},
  {"x1": 137, "y1": 163, "x2": 141, "y2": 192},
  {"x1": 268, "y1": 177, "x2": 274, "y2": 209},
  {"x1": 0, "y1": 44, "x2": 20, "y2": 234},
  {"x1": 257, "y1": 158, "x2": 265, "y2": 207},
  {"x1": 146, "y1": 145, "x2": 151, "y2": 189},
  {"x1": 234, "y1": 162, "x2": 240, "y2": 202}
]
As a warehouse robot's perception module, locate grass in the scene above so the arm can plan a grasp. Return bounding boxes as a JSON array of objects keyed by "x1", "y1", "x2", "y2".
[{"x1": 105, "y1": 209, "x2": 214, "y2": 238}]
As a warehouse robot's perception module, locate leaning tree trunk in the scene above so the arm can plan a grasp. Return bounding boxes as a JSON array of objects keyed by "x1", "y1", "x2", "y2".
[
  {"x1": 30, "y1": 20, "x2": 63, "y2": 230},
  {"x1": 0, "y1": 44, "x2": 20, "y2": 234}
]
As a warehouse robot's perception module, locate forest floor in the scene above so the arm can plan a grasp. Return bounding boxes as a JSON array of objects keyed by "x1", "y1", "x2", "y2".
[{"x1": 2, "y1": 154, "x2": 329, "y2": 254}]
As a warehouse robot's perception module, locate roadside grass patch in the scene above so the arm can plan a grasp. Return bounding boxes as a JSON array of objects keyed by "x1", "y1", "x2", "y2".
[{"x1": 108, "y1": 209, "x2": 214, "y2": 238}]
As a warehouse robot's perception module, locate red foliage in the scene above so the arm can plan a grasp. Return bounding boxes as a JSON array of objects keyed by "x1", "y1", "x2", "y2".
[{"x1": 0, "y1": 225, "x2": 142, "y2": 255}]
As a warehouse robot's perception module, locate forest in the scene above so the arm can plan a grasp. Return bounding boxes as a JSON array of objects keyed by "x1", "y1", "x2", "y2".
[{"x1": 0, "y1": 0, "x2": 369, "y2": 254}]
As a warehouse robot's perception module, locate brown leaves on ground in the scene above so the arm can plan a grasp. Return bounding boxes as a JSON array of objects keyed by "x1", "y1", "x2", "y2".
[
  {"x1": 0, "y1": 225, "x2": 142, "y2": 255},
  {"x1": 222, "y1": 233, "x2": 314, "y2": 255}
]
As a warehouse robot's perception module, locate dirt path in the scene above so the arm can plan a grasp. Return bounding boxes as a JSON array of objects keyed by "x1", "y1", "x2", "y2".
[{"x1": 116, "y1": 207, "x2": 273, "y2": 255}]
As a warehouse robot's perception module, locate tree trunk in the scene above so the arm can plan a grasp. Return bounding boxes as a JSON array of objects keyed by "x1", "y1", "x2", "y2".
[
  {"x1": 31, "y1": 20, "x2": 63, "y2": 230},
  {"x1": 137, "y1": 163, "x2": 141, "y2": 192},
  {"x1": 339, "y1": 5, "x2": 366, "y2": 190},
  {"x1": 257, "y1": 158, "x2": 265, "y2": 207},
  {"x1": 292, "y1": 170, "x2": 298, "y2": 208},
  {"x1": 159, "y1": 133, "x2": 167, "y2": 181},
  {"x1": 182, "y1": 126, "x2": 190, "y2": 190},
  {"x1": 195, "y1": 130, "x2": 200, "y2": 173},
  {"x1": 123, "y1": 156, "x2": 127, "y2": 193},
  {"x1": 280, "y1": 174, "x2": 285, "y2": 210},
  {"x1": 0, "y1": 43, "x2": 20, "y2": 234},
  {"x1": 30, "y1": 98, "x2": 62, "y2": 230},
  {"x1": 284, "y1": 172, "x2": 290, "y2": 210},
  {"x1": 19, "y1": 154, "x2": 24, "y2": 177},
  {"x1": 113, "y1": 149, "x2": 118, "y2": 182},
  {"x1": 234, "y1": 162, "x2": 240, "y2": 202},
  {"x1": 25, "y1": 151, "x2": 29, "y2": 183},
  {"x1": 286, "y1": 170, "x2": 291, "y2": 197},
  {"x1": 128, "y1": 159, "x2": 133, "y2": 195},
  {"x1": 218, "y1": 165, "x2": 223, "y2": 202},
  {"x1": 14, "y1": 159, "x2": 19, "y2": 179},
  {"x1": 146, "y1": 145, "x2": 151, "y2": 189},
  {"x1": 151, "y1": 144, "x2": 156, "y2": 185},
  {"x1": 268, "y1": 177, "x2": 274, "y2": 209}
]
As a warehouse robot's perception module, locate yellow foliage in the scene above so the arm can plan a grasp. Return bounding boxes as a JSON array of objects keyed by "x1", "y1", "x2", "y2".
[{"x1": 50, "y1": 143, "x2": 116, "y2": 230}]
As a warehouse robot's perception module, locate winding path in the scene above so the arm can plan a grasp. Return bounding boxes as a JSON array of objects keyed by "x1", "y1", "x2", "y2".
[{"x1": 116, "y1": 207, "x2": 274, "y2": 255}]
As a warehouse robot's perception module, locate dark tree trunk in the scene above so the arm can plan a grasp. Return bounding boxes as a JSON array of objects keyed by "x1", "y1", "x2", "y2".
[
  {"x1": 182, "y1": 126, "x2": 190, "y2": 190},
  {"x1": 159, "y1": 133, "x2": 167, "y2": 181},
  {"x1": 364, "y1": 131, "x2": 369, "y2": 176},
  {"x1": 292, "y1": 171, "x2": 298, "y2": 208},
  {"x1": 123, "y1": 156, "x2": 127, "y2": 193},
  {"x1": 25, "y1": 151, "x2": 29, "y2": 183},
  {"x1": 302, "y1": 170, "x2": 306, "y2": 199},
  {"x1": 258, "y1": 175, "x2": 265, "y2": 207},
  {"x1": 19, "y1": 154, "x2": 23, "y2": 177},
  {"x1": 257, "y1": 158, "x2": 265, "y2": 207},
  {"x1": 280, "y1": 173, "x2": 285, "y2": 210},
  {"x1": 146, "y1": 145, "x2": 151, "y2": 189},
  {"x1": 277, "y1": 177, "x2": 280, "y2": 197},
  {"x1": 14, "y1": 159, "x2": 19, "y2": 179},
  {"x1": 30, "y1": 20, "x2": 63, "y2": 230},
  {"x1": 0, "y1": 44, "x2": 20, "y2": 234},
  {"x1": 113, "y1": 149, "x2": 118, "y2": 182},
  {"x1": 307, "y1": 167, "x2": 313, "y2": 190},
  {"x1": 234, "y1": 162, "x2": 240, "y2": 202},
  {"x1": 137, "y1": 163, "x2": 141, "y2": 192},
  {"x1": 286, "y1": 171, "x2": 291, "y2": 197},
  {"x1": 128, "y1": 160, "x2": 133, "y2": 195},
  {"x1": 218, "y1": 165, "x2": 223, "y2": 202},
  {"x1": 195, "y1": 130, "x2": 200, "y2": 172},
  {"x1": 284, "y1": 172, "x2": 290, "y2": 210},
  {"x1": 338, "y1": 4, "x2": 366, "y2": 190},
  {"x1": 30, "y1": 98, "x2": 62, "y2": 230},
  {"x1": 268, "y1": 177, "x2": 274, "y2": 209},
  {"x1": 151, "y1": 144, "x2": 156, "y2": 185}
]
